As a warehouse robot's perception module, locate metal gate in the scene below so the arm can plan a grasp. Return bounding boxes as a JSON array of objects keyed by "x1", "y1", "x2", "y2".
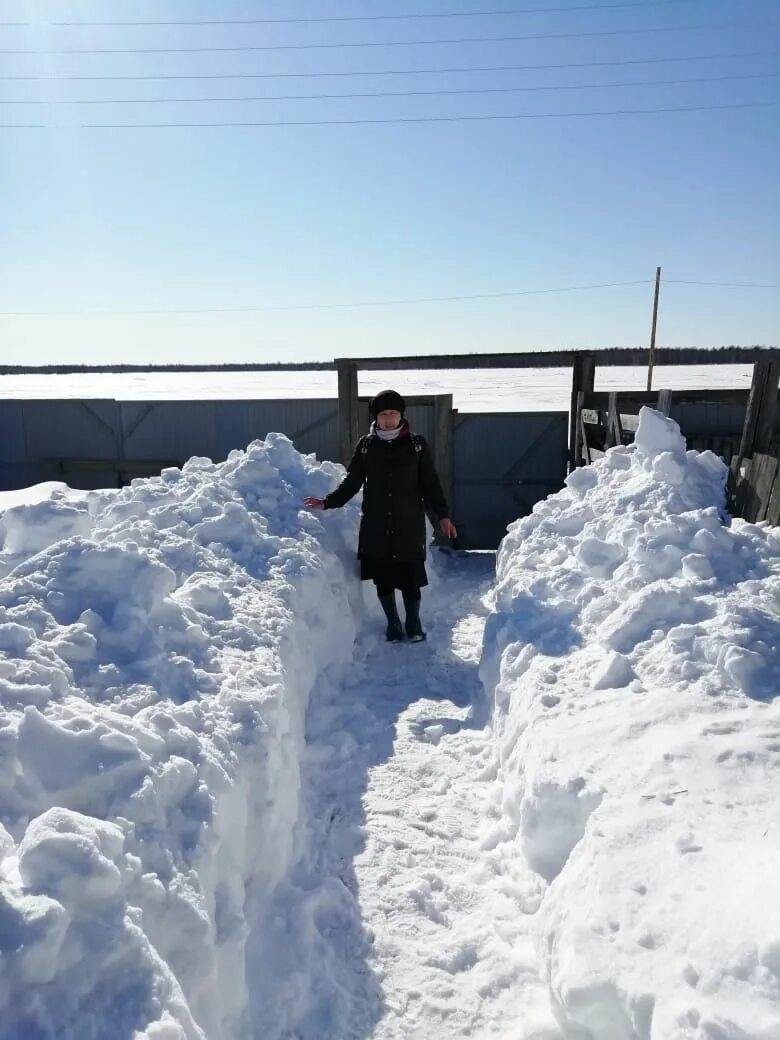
[{"x1": 452, "y1": 411, "x2": 568, "y2": 550}]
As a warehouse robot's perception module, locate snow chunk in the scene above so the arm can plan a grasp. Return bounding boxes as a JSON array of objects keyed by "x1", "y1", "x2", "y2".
[
  {"x1": 634, "y1": 406, "x2": 687, "y2": 458},
  {"x1": 592, "y1": 651, "x2": 635, "y2": 690},
  {"x1": 0, "y1": 821, "x2": 12, "y2": 863},
  {"x1": 520, "y1": 778, "x2": 603, "y2": 883},
  {"x1": 18, "y1": 807, "x2": 125, "y2": 906},
  {"x1": 718, "y1": 643, "x2": 766, "y2": 693},
  {"x1": 1, "y1": 497, "x2": 92, "y2": 555}
]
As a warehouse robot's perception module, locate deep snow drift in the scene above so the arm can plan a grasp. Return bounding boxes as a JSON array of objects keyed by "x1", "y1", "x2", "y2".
[
  {"x1": 0, "y1": 437, "x2": 364, "y2": 1039},
  {"x1": 481, "y1": 408, "x2": 780, "y2": 1038},
  {"x1": 1, "y1": 409, "x2": 779, "y2": 1040}
]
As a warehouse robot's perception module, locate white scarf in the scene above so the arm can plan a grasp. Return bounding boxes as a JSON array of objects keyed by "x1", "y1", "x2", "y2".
[{"x1": 371, "y1": 420, "x2": 404, "y2": 442}]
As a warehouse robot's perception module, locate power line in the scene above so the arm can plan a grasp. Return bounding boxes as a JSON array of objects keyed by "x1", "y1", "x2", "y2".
[
  {"x1": 665, "y1": 279, "x2": 780, "y2": 288},
  {"x1": 1, "y1": 278, "x2": 776, "y2": 319},
  {"x1": 4, "y1": 98, "x2": 779, "y2": 129},
  {"x1": 4, "y1": 71, "x2": 777, "y2": 105},
  {"x1": 5, "y1": 97, "x2": 776, "y2": 127},
  {"x1": 1, "y1": 21, "x2": 774, "y2": 54},
  {"x1": 0, "y1": 281, "x2": 653, "y2": 316},
  {"x1": 49, "y1": 1, "x2": 707, "y2": 27},
  {"x1": 69, "y1": 99, "x2": 780, "y2": 127},
  {"x1": 44, "y1": 0, "x2": 710, "y2": 26},
  {"x1": 1, "y1": 49, "x2": 775, "y2": 82}
]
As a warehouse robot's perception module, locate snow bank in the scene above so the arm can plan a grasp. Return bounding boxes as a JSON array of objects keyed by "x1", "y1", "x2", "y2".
[
  {"x1": 0, "y1": 436, "x2": 363, "y2": 1040},
  {"x1": 0, "y1": 480, "x2": 84, "y2": 511},
  {"x1": 481, "y1": 408, "x2": 780, "y2": 1038}
]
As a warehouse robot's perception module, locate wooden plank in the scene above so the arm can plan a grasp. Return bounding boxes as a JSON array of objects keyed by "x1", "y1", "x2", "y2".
[
  {"x1": 657, "y1": 389, "x2": 673, "y2": 415},
  {"x1": 724, "y1": 443, "x2": 740, "y2": 499},
  {"x1": 579, "y1": 403, "x2": 593, "y2": 465},
  {"x1": 741, "y1": 360, "x2": 770, "y2": 457},
  {"x1": 755, "y1": 361, "x2": 780, "y2": 455},
  {"x1": 570, "y1": 353, "x2": 596, "y2": 469},
  {"x1": 584, "y1": 389, "x2": 749, "y2": 408},
  {"x1": 749, "y1": 453, "x2": 779, "y2": 523},
  {"x1": 336, "y1": 359, "x2": 360, "y2": 465},
  {"x1": 766, "y1": 469, "x2": 780, "y2": 527},
  {"x1": 732, "y1": 455, "x2": 751, "y2": 519},
  {"x1": 607, "y1": 393, "x2": 623, "y2": 448},
  {"x1": 583, "y1": 407, "x2": 638, "y2": 433},
  {"x1": 351, "y1": 347, "x2": 779, "y2": 371},
  {"x1": 736, "y1": 360, "x2": 780, "y2": 468}
]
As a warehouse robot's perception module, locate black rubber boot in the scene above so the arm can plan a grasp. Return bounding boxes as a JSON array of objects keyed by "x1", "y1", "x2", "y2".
[
  {"x1": 379, "y1": 593, "x2": 404, "y2": 642},
  {"x1": 402, "y1": 591, "x2": 426, "y2": 643}
]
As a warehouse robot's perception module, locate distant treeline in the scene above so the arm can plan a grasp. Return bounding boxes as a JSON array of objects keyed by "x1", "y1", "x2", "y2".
[
  {"x1": 0, "y1": 347, "x2": 776, "y2": 377},
  {"x1": 0, "y1": 362, "x2": 334, "y2": 375}
]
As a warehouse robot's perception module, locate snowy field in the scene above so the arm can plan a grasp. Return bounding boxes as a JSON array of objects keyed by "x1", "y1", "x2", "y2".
[
  {"x1": 0, "y1": 363, "x2": 754, "y2": 412},
  {"x1": 0, "y1": 410, "x2": 779, "y2": 1039}
]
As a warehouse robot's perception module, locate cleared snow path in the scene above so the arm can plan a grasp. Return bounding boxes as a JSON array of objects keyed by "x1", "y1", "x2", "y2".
[{"x1": 248, "y1": 552, "x2": 559, "y2": 1040}]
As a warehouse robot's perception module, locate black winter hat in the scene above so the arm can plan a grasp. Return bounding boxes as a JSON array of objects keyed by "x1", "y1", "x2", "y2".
[{"x1": 368, "y1": 389, "x2": 406, "y2": 418}]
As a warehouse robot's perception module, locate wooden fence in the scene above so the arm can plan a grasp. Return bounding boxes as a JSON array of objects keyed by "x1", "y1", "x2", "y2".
[{"x1": 573, "y1": 359, "x2": 780, "y2": 524}]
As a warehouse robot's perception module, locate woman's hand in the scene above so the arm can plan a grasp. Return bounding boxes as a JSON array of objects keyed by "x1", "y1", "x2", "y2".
[
  {"x1": 439, "y1": 518, "x2": 457, "y2": 540},
  {"x1": 303, "y1": 497, "x2": 325, "y2": 510}
]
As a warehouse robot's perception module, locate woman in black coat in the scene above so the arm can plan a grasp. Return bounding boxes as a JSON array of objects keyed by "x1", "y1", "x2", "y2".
[{"x1": 305, "y1": 389, "x2": 457, "y2": 642}]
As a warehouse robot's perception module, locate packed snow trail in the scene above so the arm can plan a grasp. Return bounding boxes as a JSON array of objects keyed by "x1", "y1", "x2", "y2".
[{"x1": 247, "y1": 552, "x2": 560, "y2": 1040}]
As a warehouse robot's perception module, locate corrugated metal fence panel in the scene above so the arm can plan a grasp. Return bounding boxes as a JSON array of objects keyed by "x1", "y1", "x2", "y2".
[
  {"x1": 121, "y1": 401, "x2": 219, "y2": 461},
  {"x1": 453, "y1": 412, "x2": 568, "y2": 550},
  {"x1": 404, "y1": 404, "x2": 434, "y2": 443},
  {"x1": 671, "y1": 401, "x2": 749, "y2": 461},
  {"x1": 247, "y1": 400, "x2": 339, "y2": 463},
  {"x1": 0, "y1": 400, "x2": 123, "y2": 490},
  {"x1": 1, "y1": 398, "x2": 378, "y2": 490},
  {"x1": 0, "y1": 401, "x2": 27, "y2": 462},
  {"x1": 118, "y1": 400, "x2": 343, "y2": 466},
  {"x1": 0, "y1": 401, "x2": 43, "y2": 489},
  {"x1": 671, "y1": 401, "x2": 749, "y2": 439},
  {"x1": 23, "y1": 400, "x2": 120, "y2": 459}
]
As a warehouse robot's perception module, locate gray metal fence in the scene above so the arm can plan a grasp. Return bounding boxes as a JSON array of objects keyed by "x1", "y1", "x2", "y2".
[
  {"x1": 452, "y1": 412, "x2": 569, "y2": 550},
  {"x1": 0, "y1": 397, "x2": 434, "y2": 488},
  {"x1": 0, "y1": 396, "x2": 567, "y2": 549}
]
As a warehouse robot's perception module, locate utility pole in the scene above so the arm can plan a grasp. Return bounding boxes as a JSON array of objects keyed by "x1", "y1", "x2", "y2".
[{"x1": 646, "y1": 266, "x2": 661, "y2": 392}]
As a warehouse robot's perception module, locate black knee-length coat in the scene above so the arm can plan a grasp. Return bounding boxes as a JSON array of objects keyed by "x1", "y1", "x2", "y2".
[{"x1": 323, "y1": 425, "x2": 450, "y2": 564}]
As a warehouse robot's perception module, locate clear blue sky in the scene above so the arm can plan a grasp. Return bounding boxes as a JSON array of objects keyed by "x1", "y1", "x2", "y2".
[{"x1": 1, "y1": 0, "x2": 778, "y2": 364}]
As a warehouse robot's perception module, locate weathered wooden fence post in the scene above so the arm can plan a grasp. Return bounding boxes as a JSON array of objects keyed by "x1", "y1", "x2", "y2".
[
  {"x1": 336, "y1": 359, "x2": 360, "y2": 465},
  {"x1": 734, "y1": 359, "x2": 780, "y2": 520},
  {"x1": 606, "y1": 392, "x2": 623, "y2": 447},
  {"x1": 570, "y1": 352, "x2": 596, "y2": 469},
  {"x1": 738, "y1": 359, "x2": 780, "y2": 461}
]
